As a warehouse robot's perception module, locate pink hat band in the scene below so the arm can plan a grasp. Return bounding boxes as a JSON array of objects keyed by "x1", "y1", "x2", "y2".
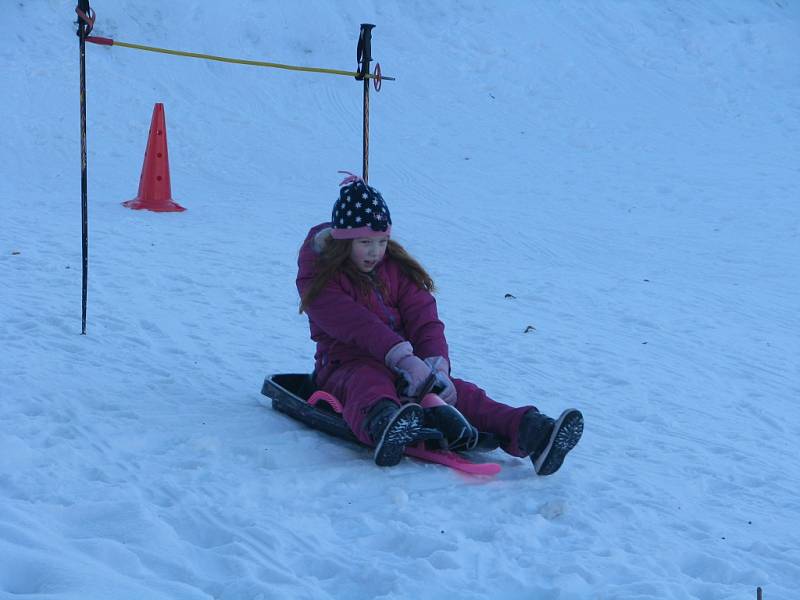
[{"x1": 330, "y1": 224, "x2": 392, "y2": 240}]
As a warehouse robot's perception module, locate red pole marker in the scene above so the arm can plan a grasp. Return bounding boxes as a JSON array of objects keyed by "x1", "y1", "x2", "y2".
[{"x1": 86, "y1": 36, "x2": 113, "y2": 46}]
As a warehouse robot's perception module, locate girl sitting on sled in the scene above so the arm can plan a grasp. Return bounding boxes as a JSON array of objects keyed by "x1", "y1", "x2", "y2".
[{"x1": 297, "y1": 173, "x2": 583, "y2": 473}]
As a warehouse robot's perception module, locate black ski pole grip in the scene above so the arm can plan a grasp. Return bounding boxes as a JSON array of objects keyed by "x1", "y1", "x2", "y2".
[{"x1": 356, "y1": 23, "x2": 375, "y2": 80}]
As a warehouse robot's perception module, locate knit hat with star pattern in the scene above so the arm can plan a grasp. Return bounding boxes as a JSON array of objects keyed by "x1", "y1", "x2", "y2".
[{"x1": 330, "y1": 171, "x2": 392, "y2": 240}]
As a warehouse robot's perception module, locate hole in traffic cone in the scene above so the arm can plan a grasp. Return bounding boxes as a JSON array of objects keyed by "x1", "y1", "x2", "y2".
[{"x1": 123, "y1": 103, "x2": 186, "y2": 212}]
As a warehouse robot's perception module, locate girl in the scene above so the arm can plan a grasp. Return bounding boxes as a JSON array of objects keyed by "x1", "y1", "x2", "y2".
[{"x1": 297, "y1": 173, "x2": 583, "y2": 474}]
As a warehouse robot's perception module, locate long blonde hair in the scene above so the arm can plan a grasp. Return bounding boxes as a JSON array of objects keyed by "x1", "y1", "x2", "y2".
[{"x1": 299, "y1": 238, "x2": 436, "y2": 313}]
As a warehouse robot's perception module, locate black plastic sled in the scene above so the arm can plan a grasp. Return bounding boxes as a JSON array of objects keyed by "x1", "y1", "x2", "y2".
[
  {"x1": 262, "y1": 373, "x2": 362, "y2": 445},
  {"x1": 261, "y1": 373, "x2": 503, "y2": 454}
]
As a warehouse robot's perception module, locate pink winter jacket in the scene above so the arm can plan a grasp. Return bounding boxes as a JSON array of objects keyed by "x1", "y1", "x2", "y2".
[{"x1": 297, "y1": 223, "x2": 449, "y2": 385}]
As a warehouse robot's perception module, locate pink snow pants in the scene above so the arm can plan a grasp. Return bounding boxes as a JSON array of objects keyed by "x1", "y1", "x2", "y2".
[{"x1": 318, "y1": 358, "x2": 534, "y2": 457}]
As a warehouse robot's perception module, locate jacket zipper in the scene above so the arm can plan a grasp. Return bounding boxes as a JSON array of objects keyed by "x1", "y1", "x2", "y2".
[{"x1": 372, "y1": 285, "x2": 397, "y2": 331}]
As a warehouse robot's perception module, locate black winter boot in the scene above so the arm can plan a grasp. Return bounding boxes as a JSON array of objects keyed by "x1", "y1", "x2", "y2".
[
  {"x1": 519, "y1": 408, "x2": 583, "y2": 476},
  {"x1": 366, "y1": 400, "x2": 428, "y2": 467},
  {"x1": 423, "y1": 404, "x2": 479, "y2": 451}
]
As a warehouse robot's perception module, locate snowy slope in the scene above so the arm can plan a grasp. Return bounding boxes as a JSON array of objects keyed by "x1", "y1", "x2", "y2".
[{"x1": 2, "y1": 1, "x2": 799, "y2": 598}]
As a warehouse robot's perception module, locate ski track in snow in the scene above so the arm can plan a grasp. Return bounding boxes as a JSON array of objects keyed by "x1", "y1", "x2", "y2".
[{"x1": 2, "y1": 1, "x2": 799, "y2": 599}]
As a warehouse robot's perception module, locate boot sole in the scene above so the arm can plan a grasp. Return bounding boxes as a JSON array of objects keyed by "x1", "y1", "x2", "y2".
[
  {"x1": 533, "y1": 409, "x2": 583, "y2": 476},
  {"x1": 374, "y1": 404, "x2": 424, "y2": 467}
]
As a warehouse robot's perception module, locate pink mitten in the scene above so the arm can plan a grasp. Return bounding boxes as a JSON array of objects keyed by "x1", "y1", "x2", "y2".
[
  {"x1": 385, "y1": 342, "x2": 432, "y2": 398},
  {"x1": 424, "y1": 357, "x2": 457, "y2": 405}
]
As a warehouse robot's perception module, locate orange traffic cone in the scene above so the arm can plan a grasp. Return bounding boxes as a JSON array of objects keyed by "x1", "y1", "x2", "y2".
[{"x1": 123, "y1": 103, "x2": 185, "y2": 212}]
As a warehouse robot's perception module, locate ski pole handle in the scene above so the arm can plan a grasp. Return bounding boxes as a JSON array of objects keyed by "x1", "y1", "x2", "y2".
[{"x1": 356, "y1": 23, "x2": 375, "y2": 80}]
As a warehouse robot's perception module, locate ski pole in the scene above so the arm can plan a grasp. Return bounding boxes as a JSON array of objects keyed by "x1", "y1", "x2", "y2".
[
  {"x1": 356, "y1": 24, "x2": 375, "y2": 183},
  {"x1": 76, "y1": 0, "x2": 93, "y2": 335}
]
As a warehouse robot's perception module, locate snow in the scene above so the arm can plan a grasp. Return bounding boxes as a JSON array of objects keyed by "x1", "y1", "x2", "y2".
[{"x1": 2, "y1": 1, "x2": 799, "y2": 598}]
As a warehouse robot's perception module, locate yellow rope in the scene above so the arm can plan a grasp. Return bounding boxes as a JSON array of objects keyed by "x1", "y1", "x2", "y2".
[{"x1": 109, "y1": 40, "x2": 385, "y2": 80}]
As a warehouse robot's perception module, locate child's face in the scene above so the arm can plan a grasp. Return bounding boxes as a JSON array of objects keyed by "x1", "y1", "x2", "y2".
[{"x1": 349, "y1": 235, "x2": 389, "y2": 272}]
